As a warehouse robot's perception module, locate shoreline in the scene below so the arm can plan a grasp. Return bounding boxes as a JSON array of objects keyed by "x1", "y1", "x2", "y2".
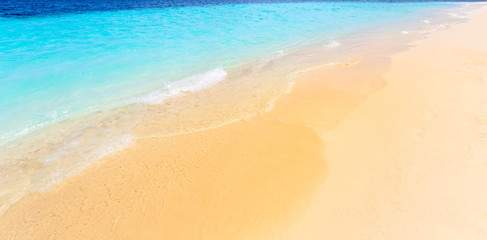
[
  {"x1": 279, "y1": 4, "x2": 487, "y2": 239},
  {"x1": 0, "y1": 3, "x2": 470, "y2": 219},
  {"x1": 2, "y1": 3, "x2": 487, "y2": 239}
]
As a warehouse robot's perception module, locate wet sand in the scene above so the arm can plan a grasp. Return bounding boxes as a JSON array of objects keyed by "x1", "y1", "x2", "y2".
[
  {"x1": 278, "y1": 5, "x2": 487, "y2": 239},
  {"x1": 1, "y1": 5, "x2": 487, "y2": 240}
]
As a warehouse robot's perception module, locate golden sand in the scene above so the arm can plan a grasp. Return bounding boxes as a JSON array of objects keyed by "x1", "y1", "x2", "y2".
[
  {"x1": 2, "y1": 5, "x2": 487, "y2": 240},
  {"x1": 278, "y1": 6, "x2": 487, "y2": 239}
]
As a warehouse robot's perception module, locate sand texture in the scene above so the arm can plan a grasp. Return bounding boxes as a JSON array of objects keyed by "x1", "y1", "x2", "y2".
[{"x1": 1, "y1": 5, "x2": 487, "y2": 240}]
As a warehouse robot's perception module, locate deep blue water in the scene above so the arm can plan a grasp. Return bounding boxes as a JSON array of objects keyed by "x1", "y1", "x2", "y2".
[{"x1": 1, "y1": 0, "x2": 482, "y2": 17}]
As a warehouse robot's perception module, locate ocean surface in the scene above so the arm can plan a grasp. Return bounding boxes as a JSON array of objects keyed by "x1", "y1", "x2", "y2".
[
  {"x1": 0, "y1": 0, "x2": 475, "y2": 215},
  {"x1": 0, "y1": 1, "x2": 467, "y2": 144}
]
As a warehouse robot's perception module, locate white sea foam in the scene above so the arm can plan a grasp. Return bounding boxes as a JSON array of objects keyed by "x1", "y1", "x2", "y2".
[
  {"x1": 323, "y1": 40, "x2": 341, "y2": 48},
  {"x1": 3, "y1": 68, "x2": 228, "y2": 195},
  {"x1": 0, "y1": 122, "x2": 49, "y2": 144},
  {"x1": 420, "y1": 24, "x2": 449, "y2": 36},
  {"x1": 275, "y1": 50, "x2": 286, "y2": 55},
  {"x1": 133, "y1": 68, "x2": 227, "y2": 105},
  {"x1": 261, "y1": 78, "x2": 296, "y2": 114},
  {"x1": 448, "y1": 13, "x2": 466, "y2": 19},
  {"x1": 422, "y1": 19, "x2": 431, "y2": 24}
]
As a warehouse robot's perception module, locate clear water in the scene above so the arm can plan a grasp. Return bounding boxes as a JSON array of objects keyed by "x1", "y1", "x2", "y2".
[
  {"x1": 0, "y1": 1, "x2": 461, "y2": 144},
  {"x1": 0, "y1": 0, "x2": 473, "y2": 215}
]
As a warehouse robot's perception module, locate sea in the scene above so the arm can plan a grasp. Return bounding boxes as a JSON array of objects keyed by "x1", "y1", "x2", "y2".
[{"x1": 0, "y1": 0, "x2": 479, "y2": 215}]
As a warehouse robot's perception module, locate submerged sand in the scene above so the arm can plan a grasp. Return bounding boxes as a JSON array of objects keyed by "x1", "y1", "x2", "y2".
[{"x1": 1, "y1": 5, "x2": 487, "y2": 240}]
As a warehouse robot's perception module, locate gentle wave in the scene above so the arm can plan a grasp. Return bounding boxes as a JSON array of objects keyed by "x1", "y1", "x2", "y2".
[
  {"x1": 1, "y1": 67, "x2": 228, "y2": 197},
  {"x1": 36, "y1": 68, "x2": 229, "y2": 184},
  {"x1": 131, "y1": 68, "x2": 228, "y2": 105},
  {"x1": 35, "y1": 132, "x2": 134, "y2": 192},
  {"x1": 0, "y1": 1, "x2": 474, "y2": 218},
  {"x1": 323, "y1": 40, "x2": 341, "y2": 48},
  {"x1": 0, "y1": 1, "x2": 462, "y2": 146}
]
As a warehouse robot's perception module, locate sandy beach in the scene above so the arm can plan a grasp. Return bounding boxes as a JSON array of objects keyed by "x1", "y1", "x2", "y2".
[{"x1": 1, "y1": 4, "x2": 487, "y2": 240}]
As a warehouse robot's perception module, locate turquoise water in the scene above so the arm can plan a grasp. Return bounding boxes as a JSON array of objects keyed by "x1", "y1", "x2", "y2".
[
  {"x1": 0, "y1": 2, "x2": 460, "y2": 144},
  {"x1": 0, "y1": 1, "x2": 474, "y2": 216}
]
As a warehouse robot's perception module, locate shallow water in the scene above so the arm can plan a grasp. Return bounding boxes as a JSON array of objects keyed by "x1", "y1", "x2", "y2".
[
  {"x1": 0, "y1": 1, "x2": 463, "y2": 143},
  {"x1": 0, "y1": 0, "x2": 475, "y2": 215}
]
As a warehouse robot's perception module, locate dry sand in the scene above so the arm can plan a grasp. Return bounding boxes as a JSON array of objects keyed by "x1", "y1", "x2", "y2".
[
  {"x1": 277, "y1": 6, "x2": 487, "y2": 239},
  {"x1": 1, "y1": 5, "x2": 487, "y2": 240}
]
